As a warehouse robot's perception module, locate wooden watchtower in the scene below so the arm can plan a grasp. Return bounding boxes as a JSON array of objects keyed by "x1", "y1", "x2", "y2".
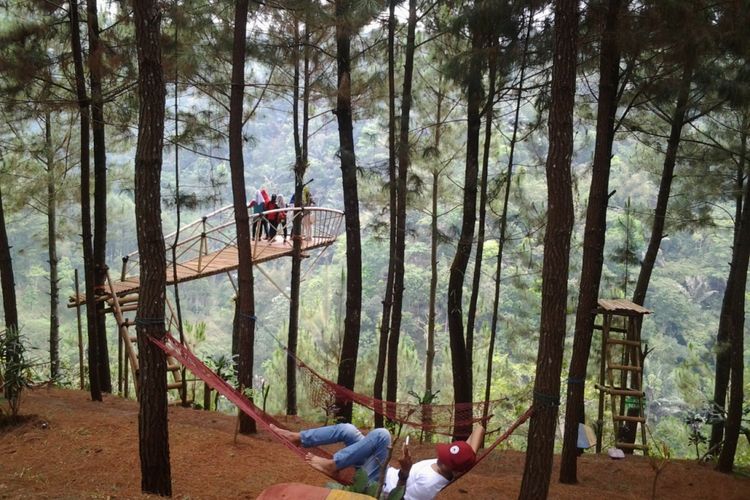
[{"x1": 594, "y1": 298, "x2": 651, "y2": 455}]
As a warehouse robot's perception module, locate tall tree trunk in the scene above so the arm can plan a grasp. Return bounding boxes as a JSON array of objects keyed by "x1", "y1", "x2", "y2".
[
  {"x1": 0, "y1": 184, "x2": 20, "y2": 400},
  {"x1": 334, "y1": 0, "x2": 363, "y2": 424},
  {"x1": 485, "y1": 8, "x2": 533, "y2": 423},
  {"x1": 288, "y1": 16, "x2": 311, "y2": 416},
  {"x1": 373, "y1": 0, "x2": 397, "y2": 430},
  {"x1": 88, "y1": 0, "x2": 111, "y2": 393},
  {"x1": 519, "y1": 1, "x2": 578, "y2": 498},
  {"x1": 385, "y1": 0, "x2": 417, "y2": 421},
  {"x1": 447, "y1": 9, "x2": 483, "y2": 438},
  {"x1": 69, "y1": 0, "x2": 101, "y2": 402},
  {"x1": 426, "y1": 73, "x2": 445, "y2": 414},
  {"x1": 712, "y1": 113, "x2": 749, "y2": 461},
  {"x1": 631, "y1": 53, "x2": 695, "y2": 306},
  {"x1": 560, "y1": 0, "x2": 622, "y2": 483},
  {"x1": 230, "y1": 0, "x2": 257, "y2": 435},
  {"x1": 45, "y1": 113, "x2": 61, "y2": 381},
  {"x1": 465, "y1": 44, "x2": 497, "y2": 393},
  {"x1": 133, "y1": 0, "x2": 171, "y2": 494}
]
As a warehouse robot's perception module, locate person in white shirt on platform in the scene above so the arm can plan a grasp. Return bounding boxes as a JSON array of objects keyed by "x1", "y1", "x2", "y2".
[{"x1": 270, "y1": 422, "x2": 484, "y2": 500}]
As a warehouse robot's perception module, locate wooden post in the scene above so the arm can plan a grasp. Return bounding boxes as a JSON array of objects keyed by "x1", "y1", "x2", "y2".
[
  {"x1": 118, "y1": 328, "x2": 123, "y2": 395},
  {"x1": 596, "y1": 312, "x2": 610, "y2": 453},
  {"x1": 74, "y1": 269, "x2": 84, "y2": 390}
]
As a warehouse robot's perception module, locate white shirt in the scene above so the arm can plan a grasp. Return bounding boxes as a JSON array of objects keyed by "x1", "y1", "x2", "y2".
[{"x1": 383, "y1": 459, "x2": 449, "y2": 500}]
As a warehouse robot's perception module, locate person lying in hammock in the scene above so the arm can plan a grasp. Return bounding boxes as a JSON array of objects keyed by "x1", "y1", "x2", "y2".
[{"x1": 270, "y1": 422, "x2": 485, "y2": 500}]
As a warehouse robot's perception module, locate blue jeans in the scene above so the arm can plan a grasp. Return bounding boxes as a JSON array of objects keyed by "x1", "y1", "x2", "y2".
[{"x1": 300, "y1": 424, "x2": 391, "y2": 482}]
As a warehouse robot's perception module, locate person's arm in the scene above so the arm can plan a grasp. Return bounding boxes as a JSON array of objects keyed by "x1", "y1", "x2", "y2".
[
  {"x1": 396, "y1": 438, "x2": 413, "y2": 487},
  {"x1": 466, "y1": 423, "x2": 486, "y2": 453}
]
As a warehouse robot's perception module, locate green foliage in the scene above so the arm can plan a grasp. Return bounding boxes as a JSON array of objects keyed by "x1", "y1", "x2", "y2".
[{"x1": 0, "y1": 328, "x2": 34, "y2": 418}]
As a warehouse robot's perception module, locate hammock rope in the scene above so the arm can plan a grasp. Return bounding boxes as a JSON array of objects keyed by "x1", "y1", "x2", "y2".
[
  {"x1": 280, "y1": 344, "x2": 513, "y2": 436},
  {"x1": 150, "y1": 332, "x2": 533, "y2": 487},
  {"x1": 149, "y1": 333, "x2": 354, "y2": 484}
]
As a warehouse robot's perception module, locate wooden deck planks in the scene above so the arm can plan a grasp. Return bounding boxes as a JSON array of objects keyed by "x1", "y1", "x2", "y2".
[{"x1": 68, "y1": 236, "x2": 333, "y2": 306}]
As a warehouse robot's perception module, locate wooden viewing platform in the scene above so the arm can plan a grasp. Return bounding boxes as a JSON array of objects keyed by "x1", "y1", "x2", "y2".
[{"x1": 69, "y1": 205, "x2": 344, "y2": 306}]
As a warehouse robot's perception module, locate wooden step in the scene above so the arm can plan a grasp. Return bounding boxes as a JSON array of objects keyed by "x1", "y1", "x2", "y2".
[
  {"x1": 105, "y1": 303, "x2": 138, "y2": 314},
  {"x1": 121, "y1": 319, "x2": 136, "y2": 328},
  {"x1": 109, "y1": 294, "x2": 139, "y2": 306},
  {"x1": 167, "y1": 382, "x2": 185, "y2": 390},
  {"x1": 613, "y1": 415, "x2": 646, "y2": 423},
  {"x1": 593, "y1": 324, "x2": 628, "y2": 334},
  {"x1": 615, "y1": 442, "x2": 649, "y2": 450},
  {"x1": 608, "y1": 364, "x2": 642, "y2": 372},
  {"x1": 605, "y1": 338, "x2": 641, "y2": 347},
  {"x1": 595, "y1": 385, "x2": 645, "y2": 397},
  {"x1": 129, "y1": 335, "x2": 138, "y2": 343},
  {"x1": 167, "y1": 363, "x2": 181, "y2": 372}
]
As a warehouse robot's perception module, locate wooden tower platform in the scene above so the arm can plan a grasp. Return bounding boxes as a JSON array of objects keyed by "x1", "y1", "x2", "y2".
[
  {"x1": 68, "y1": 205, "x2": 344, "y2": 401},
  {"x1": 594, "y1": 298, "x2": 652, "y2": 455}
]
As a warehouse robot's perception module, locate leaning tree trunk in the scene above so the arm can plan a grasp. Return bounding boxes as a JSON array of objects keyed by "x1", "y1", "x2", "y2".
[
  {"x1": 447, "y1": 11, "x2": 483, "y2": 439},
  {"x1": 710, "y1": 115, "x2": 749, "y2": 452},
  {"x1": 133, "y1": 0, "x2": 171, "y2": 495},
  {"x1": 519, "y1": 1, "x2": 578, "y2": 498},
  {"x1": 560, "y1": 0, "x2": 623, "y2": 483},
  {"x1": 334, "y1": 0, "x2": 363, "y2": 424},
  {"x1": 68, "y1": 0, "x2": 101, "y2": 402},
  {"x1": 714, "y1": 116, "x2": 749, "y2": 470},
  {"x1": 373, "y1": 0, "x2": 397, "y2": 429},
  {"x1": 631, "y1": 52, "x2": 695, "y2": 307},
  {"x1": 717, "y1": 175, "x2": 750, "y2": 473},
  {"x1": 385, "y1": 0, "x2": 417, "y2": 422},
  {"x1": 45, "y1": 113, "x2": 61, "y2": 381},
  {"x1": 88, "y1": 0, "x2": 111, "y2": 393},
  {"x1": 229, "y1": 0, "x2": 257, "y2": 435}
]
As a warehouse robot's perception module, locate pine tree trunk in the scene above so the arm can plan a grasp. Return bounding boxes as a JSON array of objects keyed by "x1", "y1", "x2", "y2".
[
  {"x1": 88, "y1": 0, "x2": 111, "y2": 394},
  {"x1": 465, "y1": 47, "x2": 497, "y2": 393},
  {"x1": 133, "y1": 0, "x2": 171, "y2": 494},
  {"x1": 69, "y1": 0, "x2": 101, "y2": 402},
  {"x1": 0, "y1": 185, "x2": 20, "y2": 400},
  {"x1": 712, "y1": 114, "x2": 748, "y2": 460},
  {"x1": 334, "y1": 0, "x2": 363, "y2": 424},
  {"x1": 560, "y1": 0, "x2": 622, "y2": 483},
  {"x1": 447, "y1": 9, "x2": 483, "y2": 438},
  {"x1": 373, "y1": 0, "x2": 397, "y2": 429},
  {"x1": 385, "y1": 0, "x2": 416, "y2": 421},
  {"x1": 45, "y1": 113, "x2": 61, "y2": 381},
  {"x1": 519, "y1": 1, "x2": 578, "y2": 498},
  {"x1": 631, "y1": 53, "x2": 695, "y2": 306},
  {"x1": 426, "y1": 74, "x2": 445, "y2": 420},
  {"x1": 287, "y1": 16, "x2": 311, "y2": 416},
  {"x1": 717, "y1": 135, "x2": 750, "y2": 471},
  {"x1": 485, "y1": 9, "x2": 533, "y2": 423},
  {"x1": 229, "y1": 0, "x2": 257, "y2": 435}
]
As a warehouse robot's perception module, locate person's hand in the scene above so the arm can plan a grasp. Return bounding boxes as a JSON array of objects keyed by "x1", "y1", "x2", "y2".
[{"x1": 398, "y1": 438, "x2": 413, "y2": 473}]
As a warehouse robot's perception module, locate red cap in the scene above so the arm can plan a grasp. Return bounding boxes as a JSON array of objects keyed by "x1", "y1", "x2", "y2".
[{"x1": 436, "y1": 441, "x2": 476, "y2": 472}]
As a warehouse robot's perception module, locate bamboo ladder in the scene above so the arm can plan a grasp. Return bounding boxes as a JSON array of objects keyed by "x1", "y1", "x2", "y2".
[
  {"x1": 594, "y1": 298, "x2": 651, "y2": 455},
  {"x1": 104, "y1": 270, "x2": 186, "y2": 400}
]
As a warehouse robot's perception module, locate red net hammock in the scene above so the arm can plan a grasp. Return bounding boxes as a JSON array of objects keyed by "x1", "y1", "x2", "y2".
[
  {"x1": 151, "y1": 333, "x2": 534, "y2": 486},
  {"x1": 291, "y1": 349, "x2": 512, "y2": 436},
  {"x1": 150, "y1": 333, "x2": 355, "y2": 484}
]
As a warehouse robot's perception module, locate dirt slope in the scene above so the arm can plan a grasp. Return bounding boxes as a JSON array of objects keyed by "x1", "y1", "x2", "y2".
[{"x1": 1, "y1": 387, "x2": 748, "y2": 499}]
